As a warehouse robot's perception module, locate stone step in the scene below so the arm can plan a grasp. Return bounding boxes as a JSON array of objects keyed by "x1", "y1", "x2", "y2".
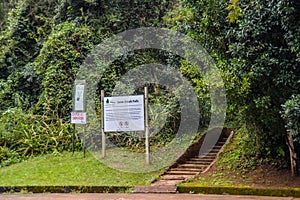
[
  {"x1": 143, "y1": 134, "x2": 231, "y2": 193},
  {"x1": 178, "y1": 163, "x2": 207, "y2": 169},
  {"x1": 197, "y1": 150, "x2": 219, "y2": 156},
  {"x1": 197, "y1": 152, "x2": 218, "y2": 157},
  {"x1": 196, "y1": 155, "x2": 216, "y2": 160},
  {"x1": 216, "y1": 141, "x2": 226, "y2": 145},
  {"x1": 171, "y1": 167, "x2": 201, "y2": 172},
  {"x1": 198, "y1": 159, "x2": 216, "y2": 163},
  {"x1": 212, "y1": 146, "x2": 223, "y2": 150},
  {"x1": 133, "y1": 185, "x2": 177, "y2": 193},
  {"x1": 218, "y1": 139, "x2": 227, "y2": 143},
  {"x1": 214, "y1": 145, "x2": 224, "y2": 149},
  {"x1": 161, "y1": 174, "x2": 191, "y2": 180},
  {"x1": 209, "y1": 149, "x2": 220, "y2": 153},
  {"x1": 185, "y1": 160, "x2": 212, "y2": 165},
  {"x1": 151, "y1": 180, "x2": 180, "y2": 186},
  {"x1": 215, "y1": 143, "x2": 224, "y2": 147},
  {"x1": 186, "y1": 158, "x2": 214, "y2": 163},
  {"x1": 166, "y1": 170, "x2": 198, "y2": 175}
]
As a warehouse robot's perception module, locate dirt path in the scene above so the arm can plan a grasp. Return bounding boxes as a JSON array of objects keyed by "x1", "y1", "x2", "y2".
[{"x1": 0, "y1": 193, "x2": 299, "y2": 200}]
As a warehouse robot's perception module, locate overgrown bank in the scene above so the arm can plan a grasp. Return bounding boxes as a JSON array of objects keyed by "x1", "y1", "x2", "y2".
[{"x1": 0, "y1": 0, "x2": 299, "y2": 174}]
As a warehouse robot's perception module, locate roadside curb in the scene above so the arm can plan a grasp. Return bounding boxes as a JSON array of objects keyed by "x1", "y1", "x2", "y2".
[
  {"x1": 1, "y1": 185, "x2": 300, "y2": 197},
  {"x1": 177, "y1": 186, "x2": 300, "y2": 197},
  {"x1": 0, "y1": 186, "x2": 132, "y2": 194}
]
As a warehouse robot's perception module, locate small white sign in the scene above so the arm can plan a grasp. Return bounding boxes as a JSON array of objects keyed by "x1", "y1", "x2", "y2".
[
  {"x1": 104, "y1": 95, "x2": 144, "y2": 132},
  {"x1": 74, "y1": 84, "x2": 85, "y2": 111},
  {"x1": 71, "y1": 112, "x2": 87, "y2": 124}
]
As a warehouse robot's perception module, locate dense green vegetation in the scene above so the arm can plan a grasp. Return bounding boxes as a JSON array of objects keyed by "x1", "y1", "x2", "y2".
[{"x1": 0, "y1": 0, "x2": 299, "y2": 176}]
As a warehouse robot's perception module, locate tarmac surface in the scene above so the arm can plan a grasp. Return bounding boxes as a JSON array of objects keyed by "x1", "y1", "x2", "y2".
[{"x1": 0, "y1": 193, "x2": 299, "y2": 200}]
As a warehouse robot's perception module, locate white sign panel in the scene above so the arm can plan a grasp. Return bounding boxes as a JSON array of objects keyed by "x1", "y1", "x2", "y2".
[
  {"x1": 74, "y1": 84, "x2": 85, "y2": 111},
  {"x1": 71, "y1": 112, "x2": 87, "y2": 124},
  {"x1": 104, "y1": 95, "x2": 144, "y2": 132}
]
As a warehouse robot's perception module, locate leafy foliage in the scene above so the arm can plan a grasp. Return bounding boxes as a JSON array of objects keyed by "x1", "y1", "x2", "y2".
[
  {"x1": 0, "y1": 0, "x2": 18, "y2": 28},
  {"x1": 0, "y1": 108, "x2": 79, "y2": 167},
  {"x1": 0, "y1": 0, "x2": 63, "y2": 110},
  {"x1": 226, "y1": 0, "x2": 300, "y2": 160},
  {"x1": 165, "y1": 0, "x2": 300, "y2": 168},
  {"x1": 226, "y1": 0, "x2": 242, "y2": 23},
  {"x1": 34, "y1": 21, "x2": 93, "y2": 117},
  {"x1": 0, "y1": 0, "x2": 190, "y2": 166},
  {"x1": 282, "y1": 94, "x2": 300, "y2": 142},
  {"x1": 0, "y1": 0, "x2": 299, "y2": 170}
]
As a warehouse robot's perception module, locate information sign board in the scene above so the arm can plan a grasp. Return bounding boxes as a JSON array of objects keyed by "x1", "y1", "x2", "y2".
[
  {"x1": 73, "y1": 80, "x2": 86, "y2": 111},
  {"x1": 104, "y1": 95, "x2": 144, "y2": 132}
]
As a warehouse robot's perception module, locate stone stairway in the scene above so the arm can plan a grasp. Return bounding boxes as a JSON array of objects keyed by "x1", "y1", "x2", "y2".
[{"x1": 133, "y1": 128, "x2": 232, "y2": 193}]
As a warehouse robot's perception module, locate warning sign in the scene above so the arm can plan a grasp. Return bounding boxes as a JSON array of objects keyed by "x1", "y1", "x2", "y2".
[
  {"x1": 71, "y1": 112, "x2": 87, "y2": 124},
  {"x1": 104, "y1": 95, "x2": 144, "y2": 132}
]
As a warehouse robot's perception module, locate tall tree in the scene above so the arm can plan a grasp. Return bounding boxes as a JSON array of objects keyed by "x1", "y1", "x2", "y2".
[{"x1": 227, "y1": 0, "x2": 300, "y2": 167}]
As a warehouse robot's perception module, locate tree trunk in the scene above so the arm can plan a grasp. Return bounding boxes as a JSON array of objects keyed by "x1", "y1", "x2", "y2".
[{"x1": 287, "y1": 134, "x2": 298, "y2": 176}]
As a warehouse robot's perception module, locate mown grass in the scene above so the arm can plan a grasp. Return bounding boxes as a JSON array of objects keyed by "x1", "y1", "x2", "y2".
[{"x1": 0, "y1": 151, "x2": 159, "y2": 186}]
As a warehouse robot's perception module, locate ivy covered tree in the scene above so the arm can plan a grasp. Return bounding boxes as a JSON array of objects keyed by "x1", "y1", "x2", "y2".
[
  {"x1": 165, "y1": 0, "x2": 300, "y2": 173},
  {"x1": 0, "y1": 0, "x2": 63, "y2": 110},
  {"x1": 227, "y1": 0, "x2": 300, "y2": 162},
  {"x1": 0, "y1": 0, "x2": 185, "y2": 165},
  {"x1": 282, "y1": 94, "x2": 300, "y2": 176}
]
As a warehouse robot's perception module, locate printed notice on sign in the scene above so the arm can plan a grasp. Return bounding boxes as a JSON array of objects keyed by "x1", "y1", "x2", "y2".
[
  {"x1": 104, "y1": 95, "x2": 144, "y2": 132},
  {"x1": 74, "y1": 84, "x2": 85, "y2": 111},
  {"x1": 71, "y1": 112, "x2": 87, "y2": 124}
]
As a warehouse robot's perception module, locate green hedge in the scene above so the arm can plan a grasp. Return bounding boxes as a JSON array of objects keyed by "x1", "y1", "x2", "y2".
[{"x1": 178, "y1": 186, "x2": 300, "y2": 197}]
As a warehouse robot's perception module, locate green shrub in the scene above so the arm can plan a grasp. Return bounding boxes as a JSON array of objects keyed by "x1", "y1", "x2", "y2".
[
  {"x1": 281, "y1": 94, "x2": 300, "y2": 146},
  {"x1": 0, "y1": 108, "x2": 80, "y2": 167}
]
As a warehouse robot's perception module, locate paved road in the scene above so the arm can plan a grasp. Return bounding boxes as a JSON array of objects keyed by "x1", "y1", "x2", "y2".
[{"x1": 0, "y1": 193, "x2": 299, "y2": 200}]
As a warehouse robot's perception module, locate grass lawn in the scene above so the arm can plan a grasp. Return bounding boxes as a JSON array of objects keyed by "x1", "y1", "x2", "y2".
[{"x1": 0, "y1": 151, "x2": 160, "y2": 186}]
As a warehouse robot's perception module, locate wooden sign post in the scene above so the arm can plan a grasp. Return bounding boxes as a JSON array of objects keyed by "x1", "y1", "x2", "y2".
[
  {"x1": 71, "y1": 80, "x2": 87, "y2": 158},
  {"x1": 144, "y1": 86, "x2": 150, "y2": 164}
]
